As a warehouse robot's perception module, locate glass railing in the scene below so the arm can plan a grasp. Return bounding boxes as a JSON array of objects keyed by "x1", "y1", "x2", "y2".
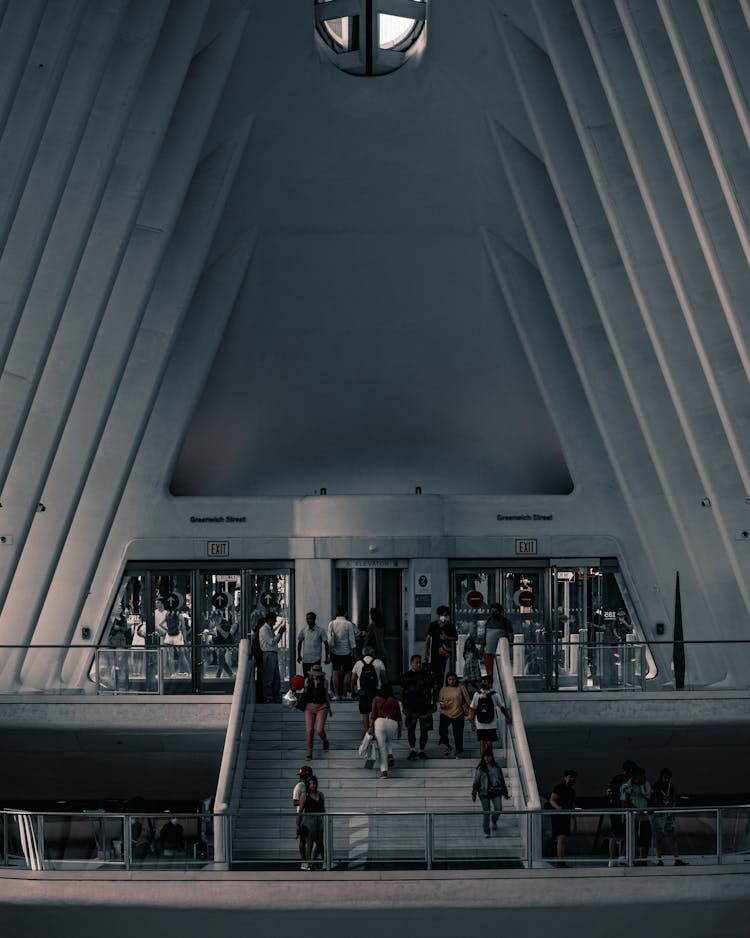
[
  {"x1": 510, "y1": 640, "x2": 750, "y2": 692},
  {"x1": 0, "y1": 645, "x2": 242, "y2": 695},
  {"x1": 1, "y1": 806, "x2": 748, "y2": 871},
  {"x1": 1, "y1": 811, "x2": 221, "y2": 870}
]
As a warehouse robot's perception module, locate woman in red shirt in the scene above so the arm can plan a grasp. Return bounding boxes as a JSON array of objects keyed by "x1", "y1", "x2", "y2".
[{"x1": 369, "y1": 683, "x2": 402, "y2": 778}]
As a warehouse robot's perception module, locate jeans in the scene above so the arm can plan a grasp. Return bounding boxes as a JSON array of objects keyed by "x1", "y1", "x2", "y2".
[
  {"x1": 438, "y1": 713, "x2": 465, "y2": 753},
  {"x1": 479, "y1": 795, "x2": 502, "y2": 834},
  {"x1": 262, "y1": 652, "x2": 280, "y2": 701}
]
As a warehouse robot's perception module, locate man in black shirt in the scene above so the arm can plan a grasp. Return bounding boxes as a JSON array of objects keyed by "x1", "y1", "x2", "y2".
[
  {"x1": 424, "y1": 605, "x2": 457, "y2": 688},
  {"x1": 550, "y1": 769, "x2": 580, "y2": 868},
  {"x1": 400, "y1": 654, "x2": 436, "y2": 760}
]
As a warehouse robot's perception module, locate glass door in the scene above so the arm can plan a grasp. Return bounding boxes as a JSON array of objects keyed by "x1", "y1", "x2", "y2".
[{"x1": 334, "y1": 565, "x2": 406, "y2": 682}]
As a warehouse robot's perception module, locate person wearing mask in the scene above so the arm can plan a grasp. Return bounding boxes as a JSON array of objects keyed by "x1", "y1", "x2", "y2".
[
  {"x1": 480, "y1": 603, "x2": 514, "y2": 678},
  {"x1": 258, "y1": 612, "x2": 286, "y2": 703},
  {"x1": 424, "y1": 605, "x2": 457, "y2": 688},
  {"x1": 369, "y1": 682, "x2": 402, "y2": 778},
  {"x1": 400, "y1": 654, "x2": 436, "y2": 760},
  {"x1": 326, "y1": 606, "x2": 357, "y2": 701}
]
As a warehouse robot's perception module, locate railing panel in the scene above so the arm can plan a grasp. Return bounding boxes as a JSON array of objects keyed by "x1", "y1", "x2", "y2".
[{"x1": 329, "y1": 813, "x2": 427, "y2": 867}]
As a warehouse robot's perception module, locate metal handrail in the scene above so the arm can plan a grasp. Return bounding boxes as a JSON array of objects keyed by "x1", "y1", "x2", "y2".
[
  {"x1": 496, "y1": 642, "x2": 541, "y2": 811},
  {"x1": 213, "y1": 638, "x2": 252, "y2": 867}
]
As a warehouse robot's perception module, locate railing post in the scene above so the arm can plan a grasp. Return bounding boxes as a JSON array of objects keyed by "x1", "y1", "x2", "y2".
[
  {"x1": 38, "y1": 815, "x2": 46, "y2": 871},
  {"x1": 2, "y1": 811, "x2": 7, "y2": 867},
  {"x1": 625, "y1": 811, "x2": 634, "y2": 866},
  {"x1": 425, "y1": 813, "x2": 433, "y2": 870},
  {"x1": 323, "y1": 814, "x2": 332, "y2": 871},
  {"x1": 527, "y1": 812, "x2": 534, "y2": 869},
  {"x1": 716, "y1": 808, "x2": 722, "y2": 866},
  {"x1": 123, "y1": 814, "x2": 132, "y2": 870},
  {"x1": 577, "y1": 642, "x2": 584, "y2": 691}
]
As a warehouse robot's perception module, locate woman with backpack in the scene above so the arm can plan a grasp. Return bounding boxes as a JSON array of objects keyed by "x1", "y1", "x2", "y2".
[
  {"x1": 369, "y1": 682, "x2": 402, "y2": 778},
  {"x1": 471, "y1": 751, "x2": 509, "y2": 838}
]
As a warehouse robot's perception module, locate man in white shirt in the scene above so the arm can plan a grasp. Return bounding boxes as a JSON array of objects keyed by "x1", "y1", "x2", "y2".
[
  {"x1": 296, "y1": 612, "x2": 330, "y2": 677},
  {"x1": 351, "y1": 646, "x2": 388, "y2": 732},
  {"x1": 259, "y1": 612, "x2": 286, "y2": 702},
  {"x1": 327, "y1": 606, "x2": 357, "y2": 700}
]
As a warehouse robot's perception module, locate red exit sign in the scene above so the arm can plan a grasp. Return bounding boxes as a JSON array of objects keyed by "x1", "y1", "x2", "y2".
[
  {"x1": 207, "y1": 541, "x2": 230, "y2": 557},
  {"x1": 515, "y1": 539, "x2": 537, "y2": 555}
]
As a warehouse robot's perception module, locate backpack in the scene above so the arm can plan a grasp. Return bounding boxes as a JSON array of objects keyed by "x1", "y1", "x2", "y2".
[
  {"x1": 475, "y1": 692, "x2": 496, "y2": 724},
  {"x1": 606, "y1": 773, "x2": 626, "y2": 808},
  {"x1": 165, "y1": 611, "x2": 180, "y2": 636},
  {"x1": 359, "y1": 659, "x2": 378, "y2": 697}
]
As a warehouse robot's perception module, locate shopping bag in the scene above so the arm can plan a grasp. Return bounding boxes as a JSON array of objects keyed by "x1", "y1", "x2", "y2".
[
  {"x1": 364, "y1": 736, "x2": 379, "y2": 770},
  {"x1": 357, "y1": 731, "x2": 372, "y2": 758}
]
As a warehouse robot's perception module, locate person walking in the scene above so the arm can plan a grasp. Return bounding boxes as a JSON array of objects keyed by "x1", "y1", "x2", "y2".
[
  {"x1": 400, "y1": 654, "x2": 436, "y2": 760},
  {"x1": 550, "y1": 769, "x2": 580, "y2": 868},
  {"x1": 369, "y1": 682, "x2": 402, "y2": 778},
  {"x1": 424, "y1": 605, "x2": 457, "y2": 688},
  {"x1": 296, "y1": 611, "x2": 330, "y2": 677},
  {"x1": 326, "y1": 606, "x2": 357, "y2": 700},
  {"x1": 652, "y1": 767, "x2": 687, "y2": 866},
  {"x1": 298, "y1": 775, "x2": 326, "y2": 870},
  {"x1": 437, "y1": 671, "x2": 471, "y2": 758},
  {"x1": 364, "y1": 607, "x2": 387, "y2": 663},
  {"x1": 480, "y1": 603, "x2": 514, "y2": 677},
  {"x1": 462, "y1": 636, "x2": 482, "y2": 697},
  {"x1": 302, "y1": 664, "x2": 331, "y2": 760},
  {"x1": 292, "y1": 764, "x2": 313, "y2": 869},
  {"x1": 258, "y1": 611, "x2": 286, "y2": 703},
  {"x1": 472, "y1": 751, "x2": 509, "y2": 838},
  {"x1": 620, "y1": 765, "x2": 654, "y2": 866},
  {"x1": 468, "y1": 674, "x2": 512, "y2": 758},
  {"x1": 352, "y1": 646, "x2": 387, "y2": 733}
]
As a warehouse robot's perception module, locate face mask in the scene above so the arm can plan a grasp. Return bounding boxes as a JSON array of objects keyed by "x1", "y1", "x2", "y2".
[{"x1": 439, "y1": 615, "x2": 447, "y2": 623}]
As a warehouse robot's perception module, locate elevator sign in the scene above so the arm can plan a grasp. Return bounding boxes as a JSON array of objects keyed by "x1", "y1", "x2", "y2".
[
  {"x1": 515, "y1": 539, "x2": 538, "y2": 555},
  {"x1": 207, "y1": 540, "x2": 230, "y2": 557}
]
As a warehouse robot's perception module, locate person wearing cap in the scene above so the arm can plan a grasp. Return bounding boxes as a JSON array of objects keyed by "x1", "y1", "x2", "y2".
[
  {"x1": 292, "y1": 765, "x2": 313, "y2": 868},
  {"x1": 296, "y1": 611, "x2": 330, "y2": 677},
  {"x1": 302, "y1": 663, "x2": 332, "y2": 760}
]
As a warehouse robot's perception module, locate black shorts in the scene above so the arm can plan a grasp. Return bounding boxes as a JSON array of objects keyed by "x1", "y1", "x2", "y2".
[
  {"x1": 476, "y1": 728, "x2": 498, "y2": 742},
  {"x1": 358, "y1": 695, "x2": 374, "y2": 715},
  {"x1": 551, "y1": 815, "x2": 572, "y2": 838},
  {"x1": 610, "y1": 815, "x2": 625, "y2": 840},
  {"x1": 331, "y1": 653, "x2": 353, "y2": 672}
]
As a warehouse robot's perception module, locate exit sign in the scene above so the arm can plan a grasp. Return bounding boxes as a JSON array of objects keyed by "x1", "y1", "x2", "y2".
[
  {"x1": 207, "y1": 541, "x2": 230, "y2": 557},
  {"x1": 515, "y1": 539, "x2": 537, "y2": 555}
]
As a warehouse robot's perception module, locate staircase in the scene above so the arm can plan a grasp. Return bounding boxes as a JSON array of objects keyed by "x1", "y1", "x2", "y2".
[{"x1": 231, "y1": 702, "x2": 524, "y2": 868}]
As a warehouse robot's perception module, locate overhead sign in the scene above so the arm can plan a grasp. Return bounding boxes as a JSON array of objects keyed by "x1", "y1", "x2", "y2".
[
  {"x1": 515, "y1": 539, "x2": 538, "y2": 555},
  {"x1": 466, "y1": 590, "x2": 484, "y2": 608},
  {"x1": 207, "y1": 541, "x2": 230, "y2": 557}
]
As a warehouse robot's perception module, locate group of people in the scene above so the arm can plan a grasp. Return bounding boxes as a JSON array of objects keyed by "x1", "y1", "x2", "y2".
[{"x1": 547, "y1": 761, "x2": 687, "y2": 868}]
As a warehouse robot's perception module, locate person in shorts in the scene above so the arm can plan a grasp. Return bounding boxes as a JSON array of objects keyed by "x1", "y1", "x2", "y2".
[
  {"x1": 326, "y1": 607, "x2": 357, "y2": 700},
  {"x1": 351, "y1": 646, "x2": 387, "y2": 732},
  {"x1": 469, "y1": 674, "x2": 511, "y2": 758},
  {"x1": 550, "y1": 769, "x2": 580, "y2": 867}
]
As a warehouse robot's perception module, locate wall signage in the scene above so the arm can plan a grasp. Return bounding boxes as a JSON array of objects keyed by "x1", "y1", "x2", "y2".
[
  {"x1": 191, "y1": 516, "x2": 246, "y2": 524},
  {"x1": 497, "y1": 514, "x2": 553, "y2": 521},
  {"x1": 466, "y1": 590, "x2": 484, "y2": 608},
  {"x1": 515, "y1": 539, "x2": 538, "y2": 555},
  {"x1": 415, "y1": 574, "x2": 432, "y2": 594},
  {"x1": 207, "y1": 541, "x2": 230, "y2": 557}
]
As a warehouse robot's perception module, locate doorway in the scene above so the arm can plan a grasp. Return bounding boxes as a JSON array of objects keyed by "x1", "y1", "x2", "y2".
[{"x1": 334, "y1": 563, "x2": 406, "y2": 682}]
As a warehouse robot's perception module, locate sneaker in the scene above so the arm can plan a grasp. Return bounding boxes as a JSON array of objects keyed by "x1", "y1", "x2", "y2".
[
  {"x1": 407, "y1": 750, "x2": 418, "y2": 760},
  {"x1": 656, "y1": 860, "x2": 664, "y2": 866},
  {"x1": 674, "y1": 859, "x2": 688, "y2": 866},
  {"x1": 306, "y1": 753, "x2": 313, "y2": 760},
  {"x1": 380, "y1": 771, "x2": 388, "y2": 778},
  {"x1": 300, "y1": 862, "x2": 310, "y2": 871},
  {"x1": 484, "y1": 833, "x2": 491, "y2": 839},
  {"x1": 556, "y1": 861, "x2": 570, "y2": 869},
  {"x1": 418, "y1": 751, "x2": 428, "y2": 760},
  {"x1": 454, "y1": 751, "x2": 463, "y2": 759},
  {"x1": 608, "y1": 860, "x2": 616, "y2": 868}
]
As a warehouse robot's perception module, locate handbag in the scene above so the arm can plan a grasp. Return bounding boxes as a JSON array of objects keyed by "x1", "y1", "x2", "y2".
[{"x1": 295, "y1": 691, "x2": 308, "y2": 712}]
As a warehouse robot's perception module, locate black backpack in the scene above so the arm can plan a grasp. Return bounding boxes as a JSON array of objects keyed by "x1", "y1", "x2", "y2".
[
  {"x1": 359, "y1": 659, "x2": 378, "y2": 697},
  {"x1": 606, "y1": 773, "x2": 626, "y2": 808},
  {"x1": 475, "y1": 692, "x2": 496, "y2": 724}
]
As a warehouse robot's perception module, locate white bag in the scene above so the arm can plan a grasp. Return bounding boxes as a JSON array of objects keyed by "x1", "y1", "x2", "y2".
[
  {"x1": 281, "y1": 689, "x2": 298, "y2": 710},
  {"x1": 357, "y1": 732, "x2": 373, "y2": 758}
]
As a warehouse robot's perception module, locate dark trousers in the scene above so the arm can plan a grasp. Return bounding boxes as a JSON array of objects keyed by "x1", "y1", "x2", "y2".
[{"x1": 438, "y1": 713, "x2": 465, "y2": 753}]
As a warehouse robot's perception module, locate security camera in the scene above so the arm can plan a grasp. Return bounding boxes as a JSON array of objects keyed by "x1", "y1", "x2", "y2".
[
  {"x1": 737, "y1": 530, "x2": 750, "y2": 541},
  {"x1": 700, "y1": 497, "x2": 711, "y2": 508}
]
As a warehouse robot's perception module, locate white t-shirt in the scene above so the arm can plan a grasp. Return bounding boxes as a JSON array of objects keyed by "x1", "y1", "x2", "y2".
[
  {"x1": 292, "y1": 780, "x2": 306, "y2": 811},
  {"x1": 352, "y1": 656, "x2": 386, "y2": 691},
  {"x1": 470, "y1": 690, "x2": 499, "y2": 730},
  {"x1": 327, "y1": 617, "x2": 356, "y2": 655}
]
